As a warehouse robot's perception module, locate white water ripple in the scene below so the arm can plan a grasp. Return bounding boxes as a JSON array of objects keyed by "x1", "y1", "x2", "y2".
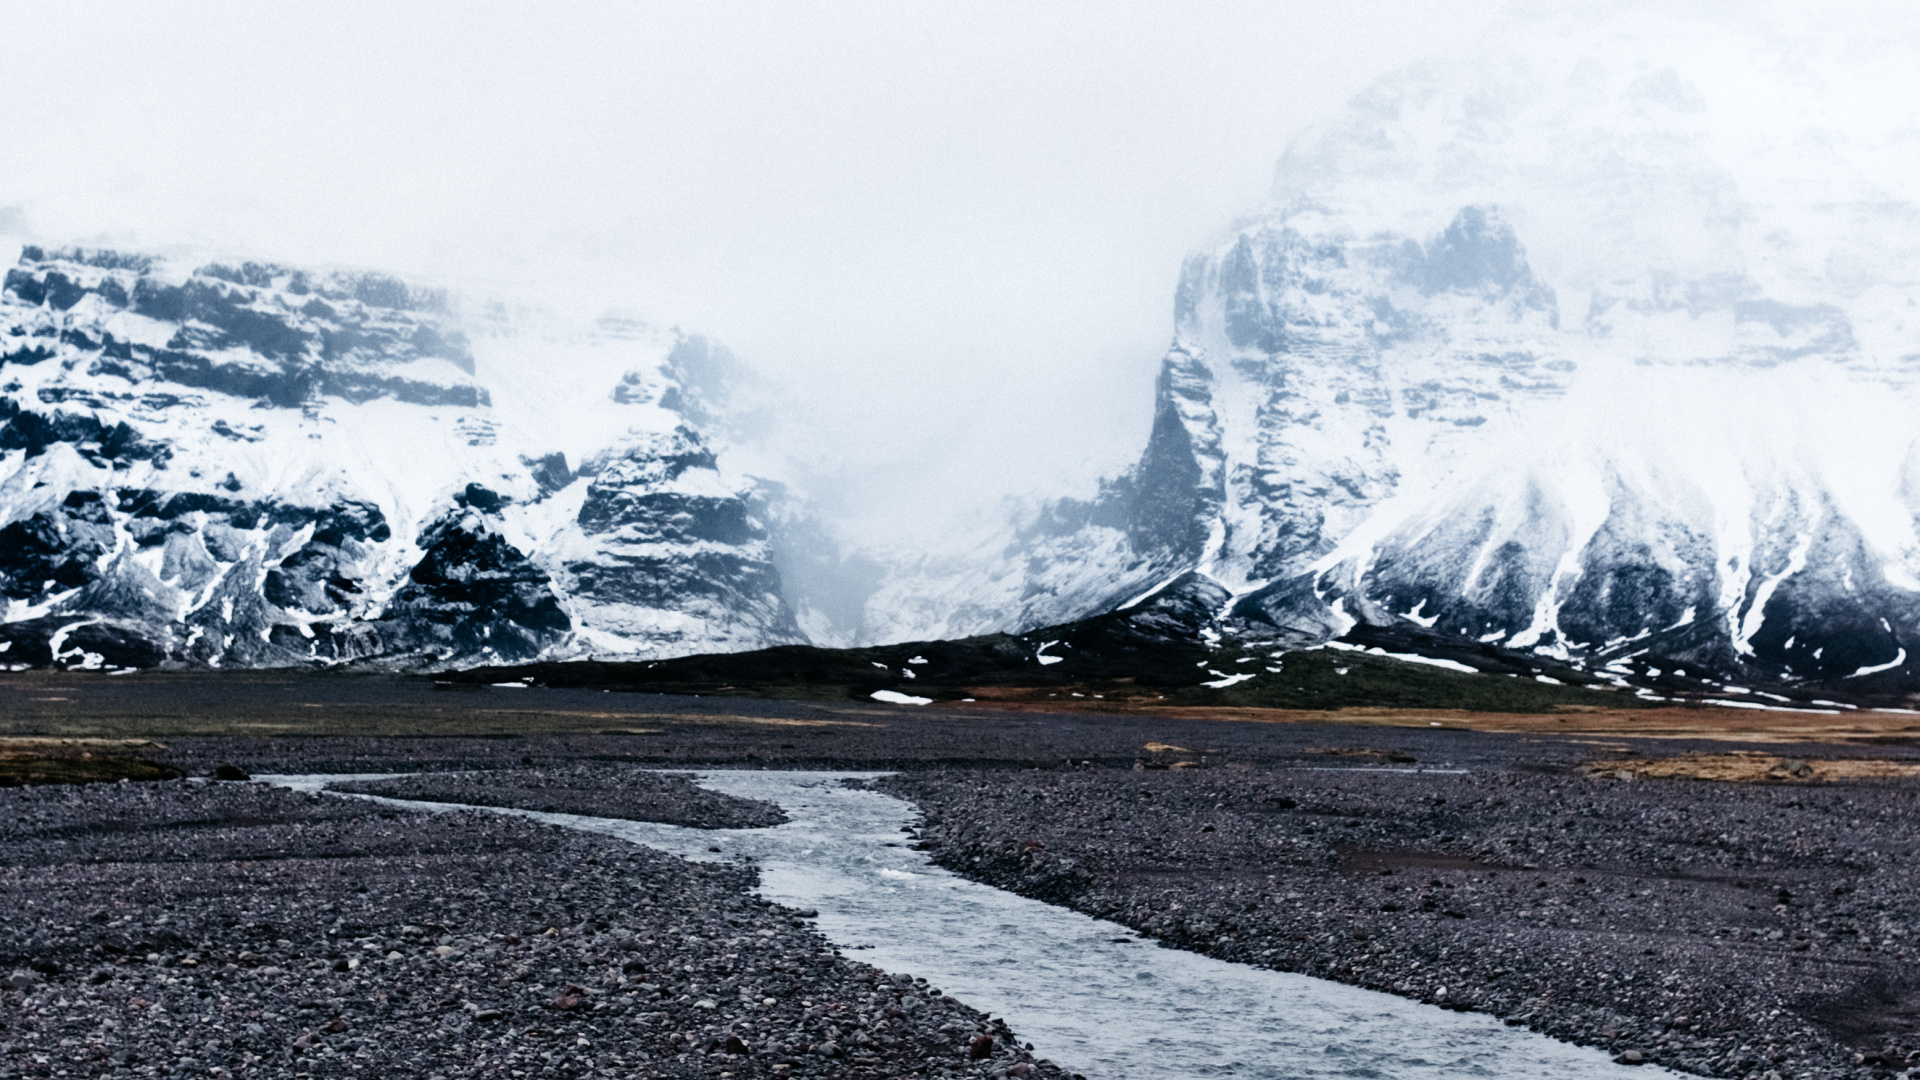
[{"x1": 265, "y1": 770, "x2": 1671, "y2": 1080}]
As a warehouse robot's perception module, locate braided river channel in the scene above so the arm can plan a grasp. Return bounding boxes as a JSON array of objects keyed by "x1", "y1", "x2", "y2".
[{"x1": 266, "y1": 770, "x2": 1670, "y2": 1079}]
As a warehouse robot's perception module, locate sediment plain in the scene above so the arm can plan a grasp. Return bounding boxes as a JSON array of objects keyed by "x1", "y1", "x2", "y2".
[
  {"x1": 5, "y1": 671, "x2": 1920, "y2": 1079},
  {"x1": 0, "y1": 774, "x2": 1066, "y2": 1080}
]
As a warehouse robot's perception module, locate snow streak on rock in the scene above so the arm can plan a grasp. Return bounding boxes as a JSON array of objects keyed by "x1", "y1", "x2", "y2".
[
  {"x1": 0, "y1": 247, "x2": 801, "y2": 669},
  {"x1": 856, "y1": 7, "x2": 1920, "y2": 688}
]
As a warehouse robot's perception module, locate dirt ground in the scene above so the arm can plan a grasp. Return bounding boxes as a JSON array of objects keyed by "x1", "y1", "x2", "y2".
[
  {"x1": 957, "y1": 696, "x2": 1920, "y2": 744},
  {"x1": 7, "y1": 669, "x2": 1920, "y2": 746}
]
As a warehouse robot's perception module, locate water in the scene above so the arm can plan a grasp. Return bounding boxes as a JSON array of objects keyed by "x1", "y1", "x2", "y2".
[{"x1": 264, "y1": 770, "x2": 1669, "y2": 1079}]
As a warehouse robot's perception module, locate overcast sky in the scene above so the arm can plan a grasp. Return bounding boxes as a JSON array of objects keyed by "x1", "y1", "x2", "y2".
[{"x1": 0, "y1": 1, "x2": 1503, "y2": 541}]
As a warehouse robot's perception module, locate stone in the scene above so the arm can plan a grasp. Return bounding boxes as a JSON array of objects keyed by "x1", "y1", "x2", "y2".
[{"x1": 1614, "y1": 1050, "x2": 1645, "y2": 1065}]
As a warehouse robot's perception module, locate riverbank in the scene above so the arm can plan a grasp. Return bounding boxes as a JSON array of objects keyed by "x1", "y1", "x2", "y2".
[
  {"x1": 883, "y1": 761, "x2": 1920, "y2": 1080},
  {"x1": 0, "y1": 777, "x2": 1068, "y2": 1080}
]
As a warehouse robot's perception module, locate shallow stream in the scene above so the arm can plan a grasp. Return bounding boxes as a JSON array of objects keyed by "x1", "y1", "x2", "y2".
[{"x1": 266, "y1": 769, "x2": 1669, "y2": 1079}]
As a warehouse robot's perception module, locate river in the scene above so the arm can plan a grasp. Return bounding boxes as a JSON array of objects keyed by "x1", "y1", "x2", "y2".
[{"x1": 264, "y1": 769, "x2": 1670, "y2": 1079}]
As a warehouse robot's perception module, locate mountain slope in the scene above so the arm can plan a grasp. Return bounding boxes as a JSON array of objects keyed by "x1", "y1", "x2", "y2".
[
  {"x1": 0, "y1": 245, "x2": 802, "y2": 669},
  {"x1": 845, "y1": 6, "x2": 1920, "y2": 696},
  {"x1": 451, "y1": 570, "x2": 1642, "y2": 714}
]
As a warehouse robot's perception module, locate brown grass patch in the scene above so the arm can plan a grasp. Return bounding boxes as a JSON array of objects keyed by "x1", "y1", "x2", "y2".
[
  {"x1": 1580, "y1": 751, "x2": 1920, "y2": 783},
  {"x1": 1310, "y1": 746, "x2": 1420, "y2": 763},
  {"x1": 952, "y1": 699, "x2": 1920, "y2": 744},
  {"x1": 0, "y1": 738, "x2": 183, "y2": 786}
]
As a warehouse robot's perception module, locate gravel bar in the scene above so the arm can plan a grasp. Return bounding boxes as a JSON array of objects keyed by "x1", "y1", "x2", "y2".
[
  {"x1": 330, "y1": 765, "x2": 787, "y2": 828},
  {"x1": 0, "y1": 778, "x2": 1071, "y2": 1080}
]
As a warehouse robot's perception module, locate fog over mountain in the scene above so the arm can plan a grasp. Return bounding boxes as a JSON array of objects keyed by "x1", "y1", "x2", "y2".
[
  {"x1": 826, "y1": 2, "x2": 1920, "y2": 679},
  {"x1": 8, "y1": 1, "x2": 1920, "y2": 688},
  {"x1": 0, "y1": 0, "x2": 1498, "y2": 544}
]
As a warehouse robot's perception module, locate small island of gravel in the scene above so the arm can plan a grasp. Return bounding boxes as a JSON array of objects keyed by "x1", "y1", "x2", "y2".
[{"x1": 330, "y1": 763, "x2": 787, "y2": 829}]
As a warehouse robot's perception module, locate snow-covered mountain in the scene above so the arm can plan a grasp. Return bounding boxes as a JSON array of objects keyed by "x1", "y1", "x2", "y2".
[
  {"x1": 0, "y1": 245, "x2": 801, "y2": 669},
  {"x1": 14, "y1": 4, "x2": 1920, "y2": 696},
  {"x1": 840, "y1": 5, "x2": 1920, "y2": 693}
]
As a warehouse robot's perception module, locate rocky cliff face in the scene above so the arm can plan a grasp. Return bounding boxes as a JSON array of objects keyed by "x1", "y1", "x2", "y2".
[
  {"x1": 1100, "y1": 193, "x2": 1920, "y2": 691},
  {"x1": 0, "y1": 246, "x2": 801, "y2": 669},
  {"x1": 1125, "y1": 203, "x2": 1570, "y2": 623}
]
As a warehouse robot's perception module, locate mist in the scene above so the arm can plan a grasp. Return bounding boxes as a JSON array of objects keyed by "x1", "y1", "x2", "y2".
[{"x1": 0, "y1": 0, "x2": 1502, "y2": 547}]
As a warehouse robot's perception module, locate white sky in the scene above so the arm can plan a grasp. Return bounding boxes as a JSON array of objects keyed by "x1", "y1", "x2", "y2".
[{"x1": 0, "y1": 1, "x2": 1502, "y2": 542}]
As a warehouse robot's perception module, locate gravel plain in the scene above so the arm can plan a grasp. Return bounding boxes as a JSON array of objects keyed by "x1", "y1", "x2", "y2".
[
  {"x1": 9, "y1": 672, "x2": 1920, "y2": 1080},
  {"x1": 883, "y1": 758, "x2": 1920, "y2": 1080},
  {"x1": 0, "y1": 776, "x2": 1069, "y2": 1080}
]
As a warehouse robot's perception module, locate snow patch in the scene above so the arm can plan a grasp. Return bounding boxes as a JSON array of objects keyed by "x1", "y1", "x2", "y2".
[
  {"x1": 1704, "y1": 699, "x2": 1838, "y2": 714},
  {"x1": 871, "y1": 690, "x2": 932, "y2": 706},
  {"x1": 1402, "y1": 599, "x2": 1438, "y2": 628},
  {"x1": 1323, "y1": 640, "x2": 1479, "y2": 674},
  {"x1": 1846, "y1": 648, "x2": 1907, "y2": 678}
]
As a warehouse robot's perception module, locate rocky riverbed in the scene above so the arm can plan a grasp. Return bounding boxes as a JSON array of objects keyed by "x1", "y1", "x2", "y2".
[
  {"x1": 882, "y1": 761, "x2": 1920, "y2": 1080},
  {"x1": 0, "y1": 777, "x2": 1068, "y2": 1080}
]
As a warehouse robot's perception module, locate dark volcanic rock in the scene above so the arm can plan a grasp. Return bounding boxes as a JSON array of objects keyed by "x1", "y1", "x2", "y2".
[
  {"x1": 371, "y1": 489, "x2": 572, "y2": 661},
  {"x1": 0, "y1": 491, "x2": 116, "y2": 600}
]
